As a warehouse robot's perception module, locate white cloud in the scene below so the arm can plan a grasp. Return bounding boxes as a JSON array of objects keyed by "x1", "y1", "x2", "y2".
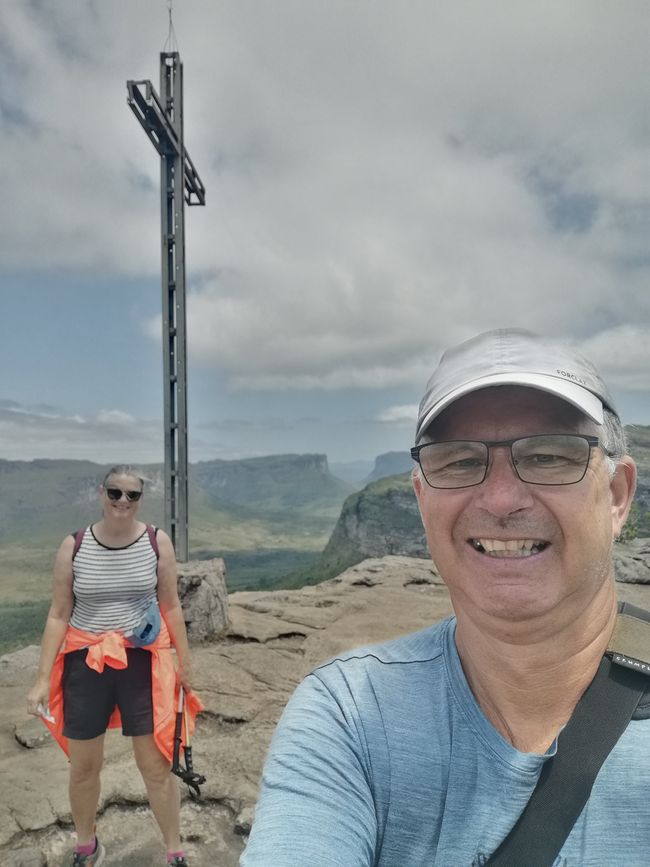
[
  {"x1": 2, "y1": 1, "x2": 648, "y2": 396},
  {"x1": 96, "y1": 409, "x2": 136, "y2": 426},
  {"x1": 377, "y1": 405, "x2": 419, "y2": 425},
  {"x1": 0, "y1": 402, "x2": 161, "y2": 462},
  {"x1": 578, "y1": 327, "x2": 650, "y2": 392}
]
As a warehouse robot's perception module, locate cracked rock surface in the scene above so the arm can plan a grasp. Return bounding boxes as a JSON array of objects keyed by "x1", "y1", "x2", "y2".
[{"x1": 1, "y1": 552, "x2": 648, "y2": 865}]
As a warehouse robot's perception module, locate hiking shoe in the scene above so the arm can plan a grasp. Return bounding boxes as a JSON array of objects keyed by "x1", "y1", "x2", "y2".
[
  {"x1": 72, "y1": 838, "x2": 106, "y2": 866},
  {"x1": 167, "y1": 858, "x2": 188, "y2": 866}
]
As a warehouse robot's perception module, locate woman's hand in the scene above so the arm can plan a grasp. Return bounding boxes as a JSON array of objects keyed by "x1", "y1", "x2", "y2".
[
  {"x1": 26, "y1": 676, "x2": 51, "y2": 717},
  {"x1": 176, "y1": 660, "x2": 193, "y2": 692}
]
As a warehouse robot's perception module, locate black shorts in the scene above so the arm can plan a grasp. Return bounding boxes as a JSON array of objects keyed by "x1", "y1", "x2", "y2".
[{"x1": 62, "y1": 648, "x2": 154, "y2": 739}]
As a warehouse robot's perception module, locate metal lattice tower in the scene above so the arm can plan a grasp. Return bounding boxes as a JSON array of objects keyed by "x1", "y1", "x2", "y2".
[{"x1": 127, "y1": 52, "x2": 205, "y2": 562}]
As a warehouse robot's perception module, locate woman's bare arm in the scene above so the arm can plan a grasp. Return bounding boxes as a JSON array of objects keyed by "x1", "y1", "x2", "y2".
[
  {"x1": 156, "y1": 529, "x2": 193, "y2": 689},
  {"x1": 26, "y1": 535, "x2": 75, "y2": 714}
]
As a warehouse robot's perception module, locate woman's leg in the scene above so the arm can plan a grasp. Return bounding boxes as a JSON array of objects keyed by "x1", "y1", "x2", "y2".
[
  {"x1": 68, "y1": 735, "x2": 105, "y2": 844},
  {"x1": 132, "y1": 734, "x2": 182, "y2": 851}
]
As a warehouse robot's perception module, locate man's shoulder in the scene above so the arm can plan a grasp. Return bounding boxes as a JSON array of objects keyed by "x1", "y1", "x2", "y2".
[{"x1": 311, "y1": 615, "x2": 455, "y2": 679}]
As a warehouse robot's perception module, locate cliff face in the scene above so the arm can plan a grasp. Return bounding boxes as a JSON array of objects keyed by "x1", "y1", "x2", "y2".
[
  {"x1": 315, "y1": 473, "x2": 427, "y2": 580},
  {"x1": 315, "y1": 445, "x2": 650, "y2": 585},
  {"x1": 363, "y1": 451, "x2": 412, "y2": 484},
  {"x1": 192, "y1": 453, "x2": 353, "y2": 512},
  {"x1": 330, "y1": 475, "x2": 426, "y2": 558}
]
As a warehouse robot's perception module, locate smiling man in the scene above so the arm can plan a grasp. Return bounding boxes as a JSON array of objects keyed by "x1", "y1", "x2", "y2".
[{"x1": 241, "y1": 329, "x2": 650, "y2": 867}]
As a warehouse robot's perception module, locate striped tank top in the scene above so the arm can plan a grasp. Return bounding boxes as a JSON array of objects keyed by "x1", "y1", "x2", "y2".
[{"x1": 70, "y1": 525, "x2": 159, "y2": 634}]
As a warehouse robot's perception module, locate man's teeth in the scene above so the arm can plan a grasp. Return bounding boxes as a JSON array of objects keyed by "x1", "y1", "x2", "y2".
[{"x1": 471, "y1": 539, "x2": 546, "y2": 557}]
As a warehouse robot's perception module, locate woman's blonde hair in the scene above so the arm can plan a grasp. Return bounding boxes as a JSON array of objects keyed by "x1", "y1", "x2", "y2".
[{"x1": 102, "y1": 465, "x2": 145, "y2": 489}]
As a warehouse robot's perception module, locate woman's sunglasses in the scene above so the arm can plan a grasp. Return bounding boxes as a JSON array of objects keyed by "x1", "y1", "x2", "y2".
[{"x1": 105, "y1": 487, "x2": 143, "y2": 502}]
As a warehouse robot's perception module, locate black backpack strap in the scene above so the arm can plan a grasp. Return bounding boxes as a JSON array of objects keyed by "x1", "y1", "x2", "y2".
[
  {"x1": 145, "y1": 524, "x2": 160, "y2": 559},
  {"x1": 71, "y1": 526, "x2": 158, "y2": 561},
  {"x1": 487, "y1": 605, "x2": 650, "y2": 866},
  {"x1": 487, "y1": 656, "x2": 646, "y2": 866},
  {"x1": 610, "y1": 602, "x2": 650, "y2": 721},
  {"x1": 71, "y1": 527, "x2": 87, "y2": 560}
]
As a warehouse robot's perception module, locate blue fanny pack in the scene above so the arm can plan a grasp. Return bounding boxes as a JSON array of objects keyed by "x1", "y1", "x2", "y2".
[{"x1": 126, "y1": 599, "x2": 161, "y2": 647}]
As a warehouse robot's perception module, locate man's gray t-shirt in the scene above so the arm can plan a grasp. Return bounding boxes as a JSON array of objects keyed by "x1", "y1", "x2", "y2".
[{"x1": 241, "y1": 617, "x2": 650, "y2": 866}]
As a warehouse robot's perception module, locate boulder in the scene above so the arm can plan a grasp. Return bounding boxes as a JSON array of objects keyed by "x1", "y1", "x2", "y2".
[
  {"x1": 613, "y1": 540, "x2": 650, "y2": 584},
  {"x1": 177, "y1": 557, "x2": 230, "y2": 642}
]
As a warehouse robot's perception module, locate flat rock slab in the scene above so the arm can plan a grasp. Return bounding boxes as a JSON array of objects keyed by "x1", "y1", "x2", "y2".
[{"x1": 614, "y1": 542, "x2": 650, "y2": 583}]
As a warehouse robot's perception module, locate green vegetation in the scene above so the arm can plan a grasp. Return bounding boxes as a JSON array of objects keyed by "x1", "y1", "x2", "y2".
[
  {"x1": 626, "y1": 426, "x2": 650, "y2": 536},
  {"x1": 219, "y1": 549, "x2": 321, "y2": 592},
  {"x1": 0, "y1": 599, "x2": 50, "y2": 655},
  {"x1": 619, "y1": 502, "x2": 650, "y2": 542},
  {"x1": 0, "y1": 543, "x2": 56, "y2": 603}
]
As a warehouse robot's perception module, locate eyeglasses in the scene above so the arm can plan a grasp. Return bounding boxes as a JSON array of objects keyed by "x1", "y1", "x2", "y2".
[
  {"x1": 105, "y1": 487, "x2": 143, "y2": 502},
  {"x1": 411, "y1": 435, "x2": 611, "y2": 489}
]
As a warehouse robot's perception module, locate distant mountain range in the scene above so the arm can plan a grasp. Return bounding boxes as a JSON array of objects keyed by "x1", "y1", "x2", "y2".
[
  {"x1": 1, "y1": 425, "x2": 648, "y2": 592},
  {"x1": 195, "y1": 453, "x2": 352, "y2": 513},
  {"x1": 0, "y1": 453, "x2": 354, "y2": 547},
  {"x1": 0, "y1": 453, "x2": 361, "y2": 611},
  {"x1": 362, "y1": 450, "x2": 412, "y2": 484},
  {"x1": 331, "y1": 451, "x2": 413, "y2": 485}
]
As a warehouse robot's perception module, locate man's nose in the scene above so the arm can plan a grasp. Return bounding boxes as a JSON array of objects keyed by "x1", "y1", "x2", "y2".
[{"x1": 475, "y1": 446, "x2": 535, "y2": 516}]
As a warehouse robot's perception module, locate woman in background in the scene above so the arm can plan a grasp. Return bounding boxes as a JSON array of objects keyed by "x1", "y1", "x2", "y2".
[{"x1": 27, "y1": 465, "x2": 199, "y2": 867}]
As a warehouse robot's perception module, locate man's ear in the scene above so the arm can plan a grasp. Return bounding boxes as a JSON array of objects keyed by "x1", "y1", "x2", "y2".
[
  {"x1": 411, "y1": 466, "x2": 428, "y2": 520},
  {"x1": 610, "y1": 456, "x2": 637, "y2": 538},
  {"x1": 412, "y1": 468, "x2": 430, "y2": 533}
]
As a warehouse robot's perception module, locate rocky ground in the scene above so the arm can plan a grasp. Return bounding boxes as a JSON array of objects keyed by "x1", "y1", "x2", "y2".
[{"x1": 1, "y1": 543, "x2": 649, "y2": 867}]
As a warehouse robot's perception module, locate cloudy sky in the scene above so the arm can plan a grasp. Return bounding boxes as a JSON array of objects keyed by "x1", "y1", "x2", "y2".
[{"x1": 1, "y1": 0, "x2": 648, "y2": 467}]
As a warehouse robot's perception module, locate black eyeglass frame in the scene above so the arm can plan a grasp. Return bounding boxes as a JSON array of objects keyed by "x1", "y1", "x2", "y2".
[
  {"x1": 410, "y1": 434, "x2": 613, "y2": 490},
  {"x1": 105, "y1": 487, "x2": 143, "y2": 502}
]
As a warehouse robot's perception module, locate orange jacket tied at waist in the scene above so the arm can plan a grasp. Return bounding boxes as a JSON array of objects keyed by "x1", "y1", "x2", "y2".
[{"x1": 42, "y1": 619, "x2": 203, "y2": 762}]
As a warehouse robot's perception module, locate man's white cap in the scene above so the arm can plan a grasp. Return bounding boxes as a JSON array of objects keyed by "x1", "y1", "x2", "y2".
[{"x1": 415, "y1": 328, "x2": 618, "y2": 444}]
